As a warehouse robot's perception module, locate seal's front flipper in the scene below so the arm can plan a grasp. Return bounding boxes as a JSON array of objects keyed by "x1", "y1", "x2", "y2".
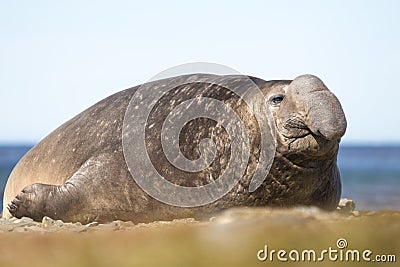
[
  {"x1": 8, "y1": 182, "x2": 83, "y2": 222},
  {"x1": 7, "y1": 153, "x2": 123, "y2": 223}
]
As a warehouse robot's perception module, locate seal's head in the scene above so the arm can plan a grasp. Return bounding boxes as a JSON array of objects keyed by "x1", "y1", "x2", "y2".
[
  {"x1": 260, "y1": 74, "x2": 347, "y2": 209},
  {"x1": 270, "y1": 75, "x2": 346, "y2": 155}
]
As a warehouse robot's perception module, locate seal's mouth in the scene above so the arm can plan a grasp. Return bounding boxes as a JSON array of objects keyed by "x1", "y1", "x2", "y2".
[
  {"x1": 276, "y1": 127, "x2": 340, "y2": 169},
  {"x1": 275, "y1": 113, "x2": 340, "y2": 155}
]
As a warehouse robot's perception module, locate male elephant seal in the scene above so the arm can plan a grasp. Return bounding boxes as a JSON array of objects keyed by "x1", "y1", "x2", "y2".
[{"x1": 3, "y1": 74, "x2": 346, "y2": 223}]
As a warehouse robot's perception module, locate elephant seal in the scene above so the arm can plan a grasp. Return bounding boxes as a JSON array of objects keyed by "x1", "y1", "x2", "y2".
[{"x1": 3, "y1": 74, "x2": 346, "y2": 223}]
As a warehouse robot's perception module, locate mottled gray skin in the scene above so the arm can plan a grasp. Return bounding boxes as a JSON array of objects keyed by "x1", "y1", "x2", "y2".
[{"x1": 3, "y1": 74, "x2": 346, "y2": 223}]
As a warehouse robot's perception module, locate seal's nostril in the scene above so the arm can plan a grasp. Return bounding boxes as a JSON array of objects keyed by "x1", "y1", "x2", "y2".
[
  {"x1": 314, "y1": 128, "x2": 344, "y2": 141},
  {"x1": 312, "y1": 129, "x2": 329, "y2": 140}
]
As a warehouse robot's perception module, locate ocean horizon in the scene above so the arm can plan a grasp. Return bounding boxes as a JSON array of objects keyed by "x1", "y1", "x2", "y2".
[{"x1": 0, "y1": 144, "x2": 399, "y2": 212}]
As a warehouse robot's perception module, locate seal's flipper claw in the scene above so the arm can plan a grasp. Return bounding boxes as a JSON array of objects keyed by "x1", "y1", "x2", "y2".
[{"x1": 7, "y1": 202, "x2": 17, "y2": 214}]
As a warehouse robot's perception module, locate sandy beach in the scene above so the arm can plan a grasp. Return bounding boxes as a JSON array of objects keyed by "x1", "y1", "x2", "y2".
[{"x1": 0, "y1": 203, "x2": 398, "y2": 267}]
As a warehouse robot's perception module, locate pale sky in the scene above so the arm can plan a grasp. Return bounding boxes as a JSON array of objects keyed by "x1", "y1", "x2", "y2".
[{"x1": 1, "y1": 0, "x2": 399, "y2": 144}]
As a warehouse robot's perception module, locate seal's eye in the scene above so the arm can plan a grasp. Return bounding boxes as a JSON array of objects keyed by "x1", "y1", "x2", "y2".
[{"x1": 270, "y1": 94, "x2": 285, "y2": 105}]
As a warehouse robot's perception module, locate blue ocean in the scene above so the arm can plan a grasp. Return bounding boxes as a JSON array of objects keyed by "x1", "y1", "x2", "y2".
[{"x1": 0, "y1": 145, "x2": 399, "y2": 212}]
